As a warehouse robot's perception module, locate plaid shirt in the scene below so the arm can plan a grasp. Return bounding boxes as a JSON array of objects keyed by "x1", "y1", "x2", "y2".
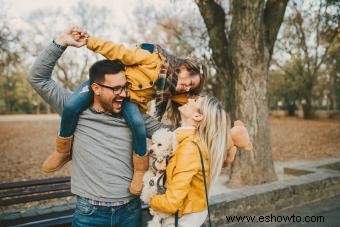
[
  {"x1": 153, "y1": 45, "x2": 178, "y2": 118},
  {"x1": 138, "y1": 43, "x2": 183, "y2": 118}
]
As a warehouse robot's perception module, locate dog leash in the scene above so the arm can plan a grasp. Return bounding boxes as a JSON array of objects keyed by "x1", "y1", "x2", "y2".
[
  {"x1": 174, "y1": 141, "x2": 212, "y2": 227},
  {"x1": 150, "y1": 156, "x2": 169, "y2": 194},
  {"x1": 156, "y1": 171, "x2": 166, "y2": 194}
]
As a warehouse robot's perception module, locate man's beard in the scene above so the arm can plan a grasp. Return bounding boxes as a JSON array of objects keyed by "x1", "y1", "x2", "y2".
[
  {"x1": 99, "y1": 97, "x2": 122, "y2": 114},
  {"x1": 100, "y1": 100, "x2": 114, "y2": 114}
]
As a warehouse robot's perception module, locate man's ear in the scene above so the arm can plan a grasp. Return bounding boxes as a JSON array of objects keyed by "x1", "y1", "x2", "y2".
[
  {"x1": 192, "y1": 113, "x2": 203, "y2": 123},
  {"x1": 91, "y1": 83, "x2": 100, "y2": 96}
]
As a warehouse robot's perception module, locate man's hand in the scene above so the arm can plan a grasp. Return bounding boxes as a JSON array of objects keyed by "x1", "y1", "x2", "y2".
[{"x1": 55, "y1": 27, "x2": 89, "y2": 48}]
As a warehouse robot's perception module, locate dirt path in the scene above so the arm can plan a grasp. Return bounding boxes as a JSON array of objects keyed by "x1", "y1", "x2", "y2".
[{"x1": 270, "y1": 117, "x2": 340, "y2": 161}]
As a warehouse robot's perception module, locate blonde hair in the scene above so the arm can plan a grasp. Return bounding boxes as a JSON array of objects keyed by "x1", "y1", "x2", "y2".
[{"x1": 196, "y1": 95, "x2": 229, "y2": 189}]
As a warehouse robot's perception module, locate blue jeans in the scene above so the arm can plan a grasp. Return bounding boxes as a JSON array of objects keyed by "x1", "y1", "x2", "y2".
[
  {"x1": 122, "y1": 100, "x2": 147, "y2": 156},
  {"x1": 72, "y1": 197, "x2": 142, "y2": 227},
  {"x1": 59, "y1": 81, "x2": 147, "y2": 156},
  {"x1": 60, "y1": 80, "x2": 93, "y2": 137}
]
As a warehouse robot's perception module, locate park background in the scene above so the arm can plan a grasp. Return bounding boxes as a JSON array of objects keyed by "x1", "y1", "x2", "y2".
[{"x1": 0, "y1": 0, "x2": 339, "y2": 225}]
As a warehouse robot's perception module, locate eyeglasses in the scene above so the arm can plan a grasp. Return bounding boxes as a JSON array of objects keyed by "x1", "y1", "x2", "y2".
[{"x1": 96, "y1": 83, "x2": 128, "y2": 95}]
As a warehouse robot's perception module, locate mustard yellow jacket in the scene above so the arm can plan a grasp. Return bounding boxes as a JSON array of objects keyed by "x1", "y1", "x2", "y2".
[
  {"x1": 87, "y1": 37, "x2": 188, "y2": 112},
  {"x1": 150, "y1": 128, "x2": 210, "y2": 218}
]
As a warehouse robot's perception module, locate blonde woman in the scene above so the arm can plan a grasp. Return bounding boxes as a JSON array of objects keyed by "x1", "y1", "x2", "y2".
[{"x1": 150, "y1": 95, "x2": 229, "y2": 226}]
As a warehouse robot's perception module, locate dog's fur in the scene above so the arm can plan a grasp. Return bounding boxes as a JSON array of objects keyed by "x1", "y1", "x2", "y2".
[{"x1": 141, "y1": 128, "x2": 175, "y2": 227}]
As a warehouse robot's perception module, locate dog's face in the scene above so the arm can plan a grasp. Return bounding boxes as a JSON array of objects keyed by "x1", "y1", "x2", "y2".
[{"x1": 149, "y1": 128, "x2": 173, "y2": 158}]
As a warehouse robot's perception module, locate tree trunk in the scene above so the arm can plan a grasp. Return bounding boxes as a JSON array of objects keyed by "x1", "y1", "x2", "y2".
[
  {"x1": 287, "y1": 103, "x2": 296, "y2": 116},
  {"x1": 196, "y1": 0, "x2": 288, "y2": 186},
  {"x1": 212, "y1": 68, "x2": 236, "y2": 118},
  {"x1": 302, "y1": 78, "x2": 314, "y2": 119},
  {"x1": 227, "y1": 1, "x2": 277, "y2": 186},
  {"x1": 330, "y1": 71, "x2": 337, "y2": 111},
  {"x1": 47, "y1": 104, "x2": 51, "y2": 114},
  {"x1": 303, "y1": 95, "x2": 313, "y2": 119},
  {"x1": 36, "y1": 104, "x2": 40, "y2": 114},
  {"x1": 331, "y1": 94, "x2": 337, "y2": 111}
]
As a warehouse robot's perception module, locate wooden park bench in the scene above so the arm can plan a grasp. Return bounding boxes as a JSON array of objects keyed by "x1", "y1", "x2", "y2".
[
  {"x1": 0, "y1": 176, "x2": 74, "y2": 226},
  {"x1": 0, "y1": 176, "x2": 151, "y2": 226}
]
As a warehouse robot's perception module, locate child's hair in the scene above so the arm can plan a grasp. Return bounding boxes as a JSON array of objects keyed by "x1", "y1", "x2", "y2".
[
  {"x1": 167, "y1": 58, "x2": 208, "y2": 128},
  {"x1": 175, "y1": 57, "x2": 207, "y2": 95},
  {"x1": 89, "y1": 59, "x2": 125, "y2": 85}
]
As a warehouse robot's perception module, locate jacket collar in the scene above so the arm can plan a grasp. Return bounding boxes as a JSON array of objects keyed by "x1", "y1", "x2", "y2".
[{"x1": 174, "y1": 126, "x2": 196, "y2": 144}]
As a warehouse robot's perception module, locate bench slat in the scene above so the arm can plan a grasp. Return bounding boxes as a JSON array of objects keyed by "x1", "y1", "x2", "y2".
[
  {"x1": 0, "y1": 176, "x2": 70, "y2": 190},
  {"x1": 0, "y1": 182, "x2": 70, "y2": 198},
  {"x1": 1, "y1": 209, "x2": 74, "y2": 227},
  {"x1": 0, "y1": 191, "x2": 73, "y2": 206}
]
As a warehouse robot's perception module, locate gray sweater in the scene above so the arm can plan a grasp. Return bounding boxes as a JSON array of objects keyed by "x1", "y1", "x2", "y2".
[{"x1": 28, "y1": 42, "x2": 164, "y2": 202}]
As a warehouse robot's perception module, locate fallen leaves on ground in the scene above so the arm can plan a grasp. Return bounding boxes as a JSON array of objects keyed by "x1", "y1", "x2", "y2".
[{"x1": 1, "y1": 116, "x2": 340, "y2": 182}]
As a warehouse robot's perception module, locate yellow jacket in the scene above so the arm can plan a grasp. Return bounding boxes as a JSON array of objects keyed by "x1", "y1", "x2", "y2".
[
  {"x1": 87, "y1": 37, "x2": 188, "y2": 112},
  {"x1": 150, "y1": 127, "x2": 210, "y2": 218}
]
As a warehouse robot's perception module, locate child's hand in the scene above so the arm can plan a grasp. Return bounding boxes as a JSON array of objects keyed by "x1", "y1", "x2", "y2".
[
  {"x1": 55, "y1": 27, "x2": 88, "y2": 48},
  {"x1": 71, "y1": 27, "x2": 89, "y2": 44}
]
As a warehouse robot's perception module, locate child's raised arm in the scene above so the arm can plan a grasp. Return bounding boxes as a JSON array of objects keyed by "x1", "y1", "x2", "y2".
[{"x1": 87, "y1": 36, "x2": 158, "y2": 66}]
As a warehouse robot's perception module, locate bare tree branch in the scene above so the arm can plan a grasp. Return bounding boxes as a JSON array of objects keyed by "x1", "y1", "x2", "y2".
[
  {"x1": 56, "y1": 62, "x2": 71, "y2": 89},
  {"x1": 196, "y1": 0, "x2": 229, "y2": 71},
  {"x1": 314, "y1": 29, "x2": 338, "y2": 74},
  {"x1": 264, "y1": 0, "x2": 289, "y2": 58},
  {"x1": 292, "y1": 3, "x2": 311, "y2": 74},
  {"x1": 78, "y1": 57, "x2": 89, "y2": 82},
  {"x1": 158, "y1": 21, "x2": 194, "y2": 54},
  {"x1": 313, "y1": 1, "x2": 323, "y2": 74},
  {"x1": 271, "y1": 58, "x2": 284, "y2": 70}
]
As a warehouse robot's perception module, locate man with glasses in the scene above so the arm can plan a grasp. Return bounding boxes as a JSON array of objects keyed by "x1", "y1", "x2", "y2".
[
  {"x1": 28, "y1": 28, "x2": 165, "y2": 226},
  {"x1": 96, "y1": 83, "x2": 127, "y2": 95}
]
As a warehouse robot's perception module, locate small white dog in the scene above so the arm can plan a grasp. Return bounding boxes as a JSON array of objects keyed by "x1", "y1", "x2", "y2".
[{"x1": 141, "y1": 128, "x2": 175, "y2": 227}]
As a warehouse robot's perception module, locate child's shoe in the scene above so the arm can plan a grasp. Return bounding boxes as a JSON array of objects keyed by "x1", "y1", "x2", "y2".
[
  {"x1": 129, "y1": 153, "x2": 149, "y2": 195},
  {"x1": 41, "y1": 135, "x2": 73, "y2": 173}
]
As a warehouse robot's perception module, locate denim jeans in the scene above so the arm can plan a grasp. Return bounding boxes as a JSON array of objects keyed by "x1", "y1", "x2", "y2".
[
  {"x1": 122, "y1": 100, "x2": 147, "y2": 156},
  {"x1": 72, "y1": 197, "x2": 142, "y2": 227},
  {"x1": 59, "y1": 80, "x2": 92, "y2": 137}
]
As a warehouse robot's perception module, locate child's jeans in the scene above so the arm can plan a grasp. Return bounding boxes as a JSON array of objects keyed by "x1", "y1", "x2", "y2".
[
  {"x1": 60, "y1": 80, "x2": 92, "y2": 137},
  {"x1": 122, "y1": 100, "x2": 147, "y2": 156},
  {"x1": 59, "y1": 80, "x2": 147, "y2": 156}
]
